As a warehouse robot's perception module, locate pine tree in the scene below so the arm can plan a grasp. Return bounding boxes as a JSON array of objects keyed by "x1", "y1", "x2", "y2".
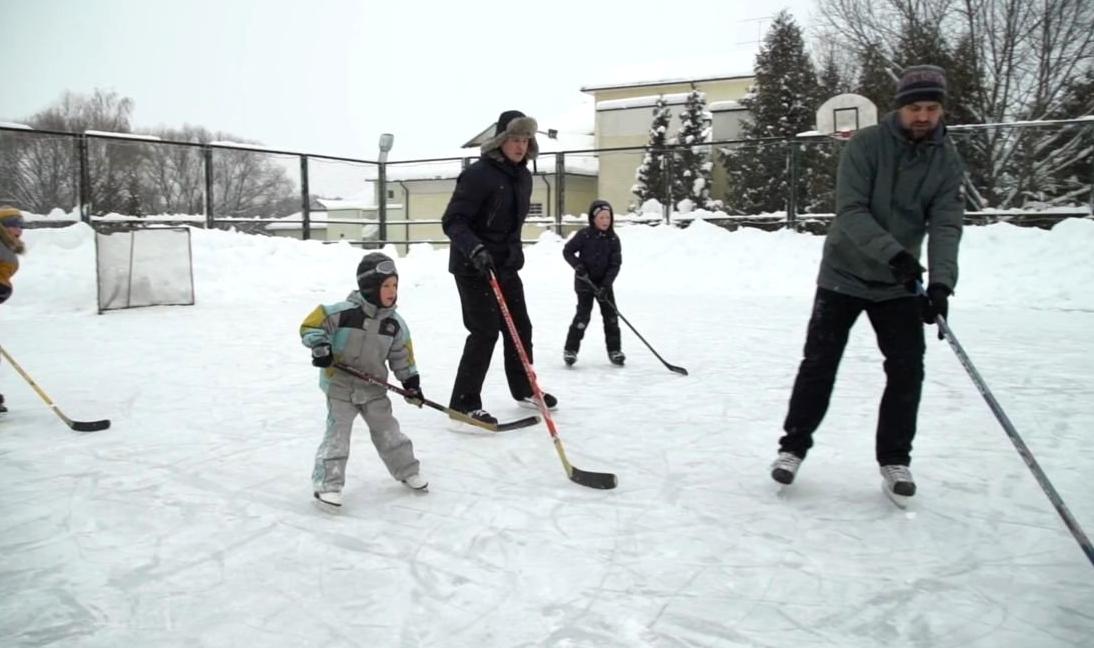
[
  {"x1": 855, "y1": 42, "x2": 895, "y2": 114},
  {"x1": 672, "y1": 89, "x2": 717, "y2": 211},
  {"x1": 818, "y1": 52, "x2": 849, "y2": 99},
  {"x1": 631, "y1": 96, "x2": 673, "y2": 211},
  {"x1": 809, "y1": 52, "x2": 853, "y2": 214},
  {"x1": 721, "y1": 9, "x2": 821, "y2": 214},
  {"x1": 893, "y1": 20, "x2": 952, "y2": 73},
  {"x1": 945, "y1": 33, "x2": 991, "y2": 209}
]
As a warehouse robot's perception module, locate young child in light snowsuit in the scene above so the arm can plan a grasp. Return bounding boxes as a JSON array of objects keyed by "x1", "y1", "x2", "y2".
[
  {"x1": 562, "y1": 199, "x2": 624, "y2": 366},
  {"x1": 300, "y1": 252, "x2": 427, "y2": 508},
  {"x1": 1, "y1": 206, "x2": 27, "y2": 413}
]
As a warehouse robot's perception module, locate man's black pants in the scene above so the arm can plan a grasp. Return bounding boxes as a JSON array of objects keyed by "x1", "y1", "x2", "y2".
[
  {"x1": 780, "y1": 287, "x2": 925, "y2": 466},
  {"x1": 449, "y1": 272, "x2": 534, "y2": 411}
]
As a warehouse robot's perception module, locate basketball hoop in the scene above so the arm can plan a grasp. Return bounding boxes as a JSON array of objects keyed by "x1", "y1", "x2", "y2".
[{"x1": 816, "y1": 93, "x2": 877, "y2": 140}]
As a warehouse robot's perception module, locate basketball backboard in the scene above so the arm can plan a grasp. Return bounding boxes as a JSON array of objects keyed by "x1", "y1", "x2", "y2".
[{"x1": 816, "y1": 93, "x2": 878, "y2": 139}]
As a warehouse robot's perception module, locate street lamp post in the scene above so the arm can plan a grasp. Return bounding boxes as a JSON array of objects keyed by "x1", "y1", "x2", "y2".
[{"x1": 377, "y1": 133, "x2": 394, "y2": 246}]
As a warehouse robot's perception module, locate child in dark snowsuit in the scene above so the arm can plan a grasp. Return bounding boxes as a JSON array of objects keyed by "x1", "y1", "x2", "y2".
[{"x1": 562, "y1": 199, "x2": 624, "y2": 366}]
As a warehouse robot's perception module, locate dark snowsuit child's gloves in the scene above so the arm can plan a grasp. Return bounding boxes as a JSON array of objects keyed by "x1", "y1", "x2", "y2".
[
  {"x1": 311, "y1": 344, "x2": 333, "y2": 367},
  {"x1": 401, "y1": 374, "x2": 424, "y2": 407}
]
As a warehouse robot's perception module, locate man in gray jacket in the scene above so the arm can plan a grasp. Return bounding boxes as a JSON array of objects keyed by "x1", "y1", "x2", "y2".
[{"x1": 772, "y1": 65, "x2": 964, "y2": 499}]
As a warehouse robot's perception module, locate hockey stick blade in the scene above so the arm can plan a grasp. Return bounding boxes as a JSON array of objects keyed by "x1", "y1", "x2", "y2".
[
  {"x1": 69, "y1": 418, "x2": 111, "y2": 432},
  {"x1": 495, "y1": 415, "x2": 540, "y2": 432},
  {"x1": 570, "y1": 467, "x2": 618, "y2": 490},
  {"x1": 667, "y1": 364, "x2": 688, "y2": 376}
]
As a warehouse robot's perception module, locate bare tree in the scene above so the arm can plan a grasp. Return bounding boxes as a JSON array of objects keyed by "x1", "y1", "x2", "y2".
[{"x1": 815, "y1": 0, "x2": 1094, "y2": 208}]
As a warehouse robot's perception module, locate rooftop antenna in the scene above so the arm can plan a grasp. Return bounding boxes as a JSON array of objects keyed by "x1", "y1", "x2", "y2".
[{"x1": 736, "y1": 15, "x2": 773, "y2": 47}]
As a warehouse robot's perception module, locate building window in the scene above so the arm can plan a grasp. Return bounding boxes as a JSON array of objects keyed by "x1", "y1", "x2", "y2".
[
  {"x1": 387, "y1": 190, "x2": 395, "y2": 199},
  {"x1": 528, "y1": 202, "x2": 544, "y2": 217}
]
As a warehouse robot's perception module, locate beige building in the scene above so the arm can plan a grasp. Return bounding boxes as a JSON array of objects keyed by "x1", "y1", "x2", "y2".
[
  {"x1": 581, "y1": 74, "x2": 754, "y2": 213},
  {"x1": 384, "y1": 162, "x2": 599, "y2": 252},
  {"x1": 361, "y1": 76, "x2": 757, "y2": 252},
  {"x1": 266, "y1": 198, "x2": 404, "y2": 245},
  {"x1": 379, "y1": 121, "x2": 600, "y2": 252}
]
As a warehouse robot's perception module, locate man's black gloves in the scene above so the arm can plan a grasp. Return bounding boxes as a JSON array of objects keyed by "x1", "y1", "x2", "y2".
[
  {"x1": 888, "y1": 250, "x2": 925, "y2": 293},
  {"x1": 922, "y1": 284, "x2": 951, "y2": 340}
]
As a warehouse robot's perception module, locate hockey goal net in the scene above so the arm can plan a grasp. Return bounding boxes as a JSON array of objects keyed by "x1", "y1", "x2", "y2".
[{"x1": 95, "y1": 227, "x2": 195, "y2": 313}]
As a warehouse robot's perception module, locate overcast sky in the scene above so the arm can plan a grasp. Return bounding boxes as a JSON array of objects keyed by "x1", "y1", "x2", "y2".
[{"x1": 0, "y1": 0, "x2": 819, "y2": 161}]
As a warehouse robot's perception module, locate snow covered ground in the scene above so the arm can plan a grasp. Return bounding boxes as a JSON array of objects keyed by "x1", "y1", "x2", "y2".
[{"x1": 2, "y1": 218, "x2": 1093, "y2": 647}]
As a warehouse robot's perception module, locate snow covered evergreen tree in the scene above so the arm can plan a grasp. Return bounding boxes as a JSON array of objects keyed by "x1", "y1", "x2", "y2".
[
  {"x1": 721, "y1": 10, "x2": 821, "y2": 214},
  {"x1": 818, "y1": 52, "x2": 850, "y2": 99},
  {"x1": 631, "y1": 96, "x2": 673, "y2": 211},
  {"x1": 672, "y1": 89, "x2": 717, "y2": 211},
  {"x1": 855, "y1": 43, "x2": 894, "y2": 116}
]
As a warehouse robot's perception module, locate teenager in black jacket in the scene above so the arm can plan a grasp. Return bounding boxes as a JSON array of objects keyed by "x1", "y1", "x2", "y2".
[
  {"x1": 441, "y1": 110, "x2": 557, "y2": 424},
  {"x1": 562, "y1": 199, "x2": 624, "y2": 366}
]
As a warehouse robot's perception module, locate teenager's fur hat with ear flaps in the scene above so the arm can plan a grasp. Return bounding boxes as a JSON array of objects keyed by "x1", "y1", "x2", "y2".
[
  {"x1": 481, "y1": 110, "x2": 539, "y2": 161},
  {"x1": 0, "y1": 206, "x2": 26, "y2": 254},
  {"x1": 356, "y1": 252, "x2": 397, "y2": 306}
]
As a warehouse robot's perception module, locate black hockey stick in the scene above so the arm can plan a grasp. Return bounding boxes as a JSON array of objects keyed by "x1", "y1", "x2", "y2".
[
  {"x1": 333, "y1": 364, "x2": 538, "y2": 432},
  {"x1": 0, "y1": 346, "x2": 110, "y2": 432},
  {"x1": 489, "y1": 271, "x2": 617, "y2": 489},
  {"x1": 578, "y1": 275, "x2": 688, "y2": 375},
  {"x1": 922, "y1": 286, "x2": 1093, "y2": 567}
]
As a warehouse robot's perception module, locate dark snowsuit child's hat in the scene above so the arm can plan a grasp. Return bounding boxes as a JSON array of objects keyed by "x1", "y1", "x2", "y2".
[{"x1": 587, "y1": 199, "x2": 614, "y2": 228}]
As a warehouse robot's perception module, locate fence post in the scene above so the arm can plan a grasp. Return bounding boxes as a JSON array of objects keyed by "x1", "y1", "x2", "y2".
[
  {"x1": 203, "y1": 146, "x2": 214, "y2": 229},
  {"x1": 787, "y1": 140, "x2": 799, "y2": 231},
  {"x1": 555, "y1": 152, "x2": 565, "y2": 236},
  {"x1": 300, "y1": 155, "x2": 311, "y2": 241},
  {"x1": 77, "y1": 135, "x2": 91, "y2": 223},
  {"x1": 1088, "y1": 121, "x2": 1094, "y2": 216},
  {"x1": 378, "y1": 161, "x2": 388, "y2": 244},
  {"x1": 663, "y1": 148, "x2": 673, "y2": 225}
]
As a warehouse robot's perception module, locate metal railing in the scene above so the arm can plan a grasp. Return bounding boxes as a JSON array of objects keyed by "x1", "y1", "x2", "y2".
[{"x1": 3, "y1": 116, "x2": 1091, "y2": 249}]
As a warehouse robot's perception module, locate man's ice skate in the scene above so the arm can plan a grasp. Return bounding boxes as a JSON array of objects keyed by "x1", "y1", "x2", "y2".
[
  {"x1": 313, "y1": 490, "x2": 343, "y2": 510},
  {"x1": 608, "y1": 350, "x2": 625, "y2": 366},
  {"x1": 880, "y1": 465, "x2": 916, "y2": 507},
  {"x1": 402, "y1": 474, "x2": 429, "y2": 491},
  {"x1": 771, "y1": 451, "x2": 803, "y2": 485},
  {"x1": 0, "y1": 393, "x2": 6, "y2": 413},
  {"x1": 563, "y1": 350, "x2": 577, "y2": 366},
  {"x1": 466, "y1": 409, "x2": 497, "y2": 425}
]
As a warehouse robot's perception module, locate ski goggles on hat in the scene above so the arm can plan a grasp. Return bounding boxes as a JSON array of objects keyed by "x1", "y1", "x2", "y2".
[{"x1": 357, "y1": 259, "x2": 397, "y2": 282}]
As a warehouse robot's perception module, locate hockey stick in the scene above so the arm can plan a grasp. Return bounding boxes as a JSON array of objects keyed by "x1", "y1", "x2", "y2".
[
  {"x1": 488, "y1": 271, "x2": 617, "y2": 489},
  {"x1": 0, "y1": 346, "x2": 110, "y2": 432},
  {"x1": 922, "y1": 287, "x2": 1094, "y2": 567},
  {"x1": 333, "y1": 364, "x2": 538, "y2": 432},
  {"x1": 578, "y1": 275, "x2": 688, "y2": 375}
]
